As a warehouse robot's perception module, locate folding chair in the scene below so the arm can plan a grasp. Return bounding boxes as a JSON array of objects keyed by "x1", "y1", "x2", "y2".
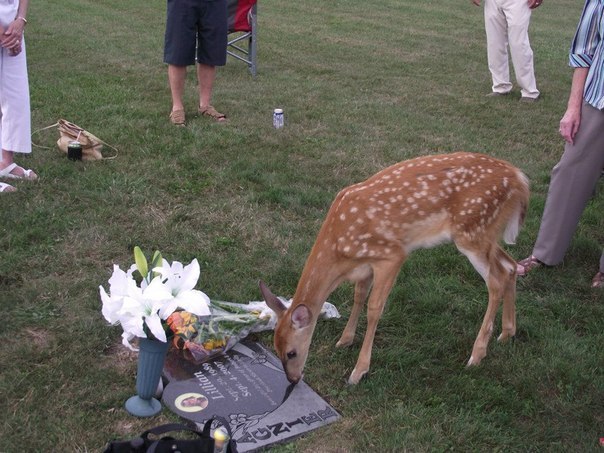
[{"x1": 227, "y1": 0, "x2": 258, "y2": 76}]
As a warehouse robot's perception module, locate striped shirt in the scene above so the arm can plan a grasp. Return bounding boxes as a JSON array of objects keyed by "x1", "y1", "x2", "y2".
[{"x1": 569, "y1": 0, "x2": 604, "y2": 109}]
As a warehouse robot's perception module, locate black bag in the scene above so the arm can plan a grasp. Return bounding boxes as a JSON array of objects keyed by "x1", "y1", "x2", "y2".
[{"x1": 103, "y1": 417, "x2": 237, "y2": 453}]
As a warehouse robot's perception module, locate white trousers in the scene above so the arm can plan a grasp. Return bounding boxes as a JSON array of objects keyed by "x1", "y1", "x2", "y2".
[
  {"x1": 0, "y1": 0, "x2": 31, "y2": 154},
  {"x1": 484, "y1": 0, "x2": 539, "y2": 98}
]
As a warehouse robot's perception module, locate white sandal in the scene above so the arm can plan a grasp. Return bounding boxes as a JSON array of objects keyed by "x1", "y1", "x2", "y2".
[
  {"x1": 0, "y1": 182, "x2": 16, "y2": 192},
  {"x1": 592, "y1": 271, "x2": 604, "y2": 288},
  {"x1": 0, "y1": 162, "x2": 37, "y2": 180}
]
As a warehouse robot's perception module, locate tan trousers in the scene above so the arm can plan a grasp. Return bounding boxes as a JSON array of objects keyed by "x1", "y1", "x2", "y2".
[
  {"x1": 484, "y1": 0, "x2": 539, "y2": 98},
  {"x1": 533, "y1": 103, "x2": 604, "y2": 271}
]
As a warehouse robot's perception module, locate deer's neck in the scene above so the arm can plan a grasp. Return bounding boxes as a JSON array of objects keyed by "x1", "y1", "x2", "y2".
[{"x1": 290, "y1": 237, "x2": 342, "y2": 317}]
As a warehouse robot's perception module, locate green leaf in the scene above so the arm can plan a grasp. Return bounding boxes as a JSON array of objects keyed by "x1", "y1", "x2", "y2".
[
  {"x1": 150, "y1": 250, "x2": 163, "y2": 279},
  {"x1": 133, "y1": 246, "x2": 148, "y2": 280}
]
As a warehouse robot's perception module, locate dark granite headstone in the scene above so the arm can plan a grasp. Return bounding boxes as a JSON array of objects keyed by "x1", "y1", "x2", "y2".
[{"x1": 162, "y1": 341, "x2": 340, "y2": 452}]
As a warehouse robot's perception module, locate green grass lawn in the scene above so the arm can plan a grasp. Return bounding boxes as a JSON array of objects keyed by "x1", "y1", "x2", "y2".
[{"x1": 1, "y1": 0, "x2": 602, "y2": 451}]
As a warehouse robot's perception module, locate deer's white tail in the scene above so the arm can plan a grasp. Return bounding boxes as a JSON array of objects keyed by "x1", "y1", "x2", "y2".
[{"x1": 503, "y1": 169, "x2": 529, "y2": 245}]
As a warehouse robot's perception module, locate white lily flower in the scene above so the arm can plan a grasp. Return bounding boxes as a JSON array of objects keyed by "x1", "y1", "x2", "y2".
[
  {"x1": 142, "y1": 274, "x2": 175, "y2": 302},
  {"x1": 154, "y1": 258, "x2": 211, "y2": 318},
  {"x1": 100, "y1": 265, "x2": 140, "y2": 324},
  {"x1": 100, "y1": 286, "x2": 121, "y2": 324},
  {"x1": 120, "y1": 290, "x2": 169, "y2": 339},
  {"x1": 118, "y1": 296, "x2": 168, "y2": 350},
  {"x1": 100, "y1": 250, "x2": 211, "y2": 350}
]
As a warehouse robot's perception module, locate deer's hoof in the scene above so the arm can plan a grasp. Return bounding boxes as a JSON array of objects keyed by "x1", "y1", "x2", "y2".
[
  {"x1": 467, "y1": 355, "x2": 482, "y2": 367},
  {"x1": 497, "y1": 331, "x2": 515, "y2": 343},
  {"x1": 336, "y1": 338, "x2": 353, "y2": 348},
  {"x1": 347, "y1": 367, "x2": 367, "y2": 385}
]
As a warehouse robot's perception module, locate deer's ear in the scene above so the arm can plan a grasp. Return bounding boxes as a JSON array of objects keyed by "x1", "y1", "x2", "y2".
[
  {"x1": 291, "y1": 304, "x2": 312, "y2": 329},
  {"x1": 259, "y1": 280, "x2": 287, "y2": 316}
]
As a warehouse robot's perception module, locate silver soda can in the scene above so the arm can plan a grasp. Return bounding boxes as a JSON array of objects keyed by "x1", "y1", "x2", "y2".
[
  {"x1": 67, "y1": 140, "x2": 83, "y2": 161},
  {"x1": 273, "y1": 108, "x2": 284, "y2": 129}
]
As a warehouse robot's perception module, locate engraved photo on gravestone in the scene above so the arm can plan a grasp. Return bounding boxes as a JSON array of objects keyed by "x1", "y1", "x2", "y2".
[{"x1": 162, "y1": 341, "x2": 341, "y2": 452}]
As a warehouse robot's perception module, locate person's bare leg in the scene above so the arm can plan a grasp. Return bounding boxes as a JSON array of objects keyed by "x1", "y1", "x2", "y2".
[
  {"x1": 0, "y1": 149, "x2": 16, "y2": 170},
  {"x1": 0, "y1": 149, "x2": 37, "y2": 179},
  {"x1": 197, "y1": 63, "x2": 216, "y2": 109},
  {"x1": 168, "y1": 64, "x2": 187, "y2": 124},
  {"x1": 197, "y1": 63, "x2": 225, "y2": 121}
]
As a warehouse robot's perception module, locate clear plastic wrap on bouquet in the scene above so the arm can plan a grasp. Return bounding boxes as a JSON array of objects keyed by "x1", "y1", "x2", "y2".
[{"x1": 167, "y1": 298, "x2": 340, "y2": 363}]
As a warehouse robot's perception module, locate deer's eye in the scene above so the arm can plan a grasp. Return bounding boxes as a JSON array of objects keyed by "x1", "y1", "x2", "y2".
[{"x1": 286, "y1": 351, "x2": 297, "y2": 360}]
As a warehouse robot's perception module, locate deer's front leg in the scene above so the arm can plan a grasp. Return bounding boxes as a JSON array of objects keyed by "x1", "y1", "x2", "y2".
[
  {"x1": 337, "y1": 274, "x2": 372, "y2": 348},
  {"x1": 348, "y1": 261, "x2": 401, "y2": 384}
]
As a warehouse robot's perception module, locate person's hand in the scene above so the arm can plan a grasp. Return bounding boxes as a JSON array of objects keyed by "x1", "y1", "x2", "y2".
[
  {"x1": 8, "y1": 43, "x2": 22, "y2": 56},
  {"x1": 0, "y1": 19, "x2": 25, "y2": 50},
  {"x1": 559, "y1": 107, "x2": 581, "y2": 145},
  {"x1": 472, "y1": 0, "x2": 481, "y2": 6},
  {"x1": 528, "y1": 0, "x2": 543, "y2": 9}
]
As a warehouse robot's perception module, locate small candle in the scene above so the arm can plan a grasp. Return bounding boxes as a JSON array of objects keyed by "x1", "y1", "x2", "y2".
[{"x1": 214, "y1": 427, "x2": 229, "y2": 452}]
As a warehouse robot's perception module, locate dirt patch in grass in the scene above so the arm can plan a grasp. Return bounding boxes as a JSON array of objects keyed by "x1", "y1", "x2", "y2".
[
  {"x1": 102, "y1": 341, "x2": 137, "y2": 373},
  {"x1": 24, "y1": 328, "x2": 55, "y2": 349}
]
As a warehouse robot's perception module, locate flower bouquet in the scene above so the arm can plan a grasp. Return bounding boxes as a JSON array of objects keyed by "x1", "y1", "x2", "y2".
[
  {"x1": 167, "y1": 298, "x2": 342, "y2": 363},
  {"x1": 167, "y1": 299, "x2": 274, "y2": 363},
  {"x1": 100, "y1": 247, "x2": 211, "y2": 350}
]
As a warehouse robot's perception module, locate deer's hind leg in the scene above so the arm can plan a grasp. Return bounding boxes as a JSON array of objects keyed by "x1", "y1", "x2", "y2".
[
  {"x1": 495, "y1": 246, "x2": 517, "y2": 343},
  {"x1": 456, "y1": 242, "x2": 506, "y2": 366}
]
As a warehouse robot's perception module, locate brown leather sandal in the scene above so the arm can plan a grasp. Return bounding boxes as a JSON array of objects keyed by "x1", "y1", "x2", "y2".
[
  {"x1": 592, "y1": 271, "x2": 603, "y2": 288},
  {"x1": 199, "y1": 105, "x2": 226, "y2": 122},
  {"x1": 516, "y1": 255, "x2": 543, "y2": 277},
  {"x1": 169, "y1": 109, "x2": 186, "y2": 126}
]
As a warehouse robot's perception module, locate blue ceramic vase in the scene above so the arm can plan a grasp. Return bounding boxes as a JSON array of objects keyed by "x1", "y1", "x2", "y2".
[{"x1": 125, "y1": 337, "x2": 169, "y2": 417}]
